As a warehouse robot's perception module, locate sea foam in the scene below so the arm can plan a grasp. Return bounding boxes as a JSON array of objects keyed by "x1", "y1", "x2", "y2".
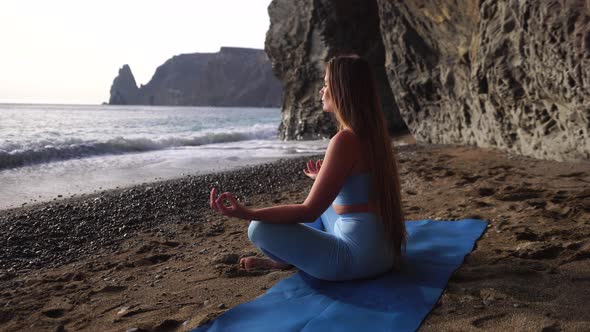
[{"x1": 0, "y1": 126, "x2": 278, "y2": 170}]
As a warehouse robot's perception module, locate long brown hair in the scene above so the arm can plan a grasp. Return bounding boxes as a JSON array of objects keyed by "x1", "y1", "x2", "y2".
[{"x1": 327, "y1": 55, "x2": 406, "y2": 263}]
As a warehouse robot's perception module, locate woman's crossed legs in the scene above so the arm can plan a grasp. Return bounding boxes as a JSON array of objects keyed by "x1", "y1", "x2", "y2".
[{"x1": 241, "y1": 206, "x2": 351, "y2": 280}]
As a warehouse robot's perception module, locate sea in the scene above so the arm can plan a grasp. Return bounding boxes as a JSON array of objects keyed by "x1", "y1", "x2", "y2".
[{"x1": 0, "y1": 104, "x2": 328, "y2": 210}]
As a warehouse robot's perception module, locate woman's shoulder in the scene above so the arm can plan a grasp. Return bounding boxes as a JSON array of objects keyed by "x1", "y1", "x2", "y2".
[
  {"x1": 329, "y1": 129, "x2": 363, "y2": 158},
  {"x1": 330, "y1": 129, "x2": 368, "y2": 171},
  {"x1": 331, "y1": 128, "x2": 361, "y2": 145}
]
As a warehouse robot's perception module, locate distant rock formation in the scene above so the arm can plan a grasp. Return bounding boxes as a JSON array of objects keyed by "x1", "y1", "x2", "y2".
[
  {"x1": 109, "y1": 47, "x2": 282, "y2": 107},
  {"x1": 265, "y1": 0, "x2": 590, "y2": 161},
  {"x1": 109, "y1": 65, "x2": 139, "y2": 105}
]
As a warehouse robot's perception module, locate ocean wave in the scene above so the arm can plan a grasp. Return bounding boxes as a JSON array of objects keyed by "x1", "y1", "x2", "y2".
[{"x1": 0, "y1": 128, "x2": 278, "y2": 170}]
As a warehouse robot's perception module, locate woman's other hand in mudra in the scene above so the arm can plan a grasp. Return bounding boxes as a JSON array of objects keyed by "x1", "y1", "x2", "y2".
[
  {"x1": 303, "y1": 159, "x2": 323, "y2": 180},
  {"x1": 210, "y1": 187, "x2": 251, "y2": 220}
]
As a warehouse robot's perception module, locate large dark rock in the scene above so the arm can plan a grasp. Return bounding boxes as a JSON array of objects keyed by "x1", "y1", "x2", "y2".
[
  {"x1": 109, "y1": 65, "x2": 139, "y2": 105},
  {"x1": 266, "y1": 0, "x2": 589, "y2": 161},
  {"x1": 378, "y1": 0, "x2": 590, "y2": 161},
  {"x1": 108, "y1": 47, "x2": 282, "y2": 108},
  {"x1": 265, "y1": 0, "x2": 407, "y2": 140}
]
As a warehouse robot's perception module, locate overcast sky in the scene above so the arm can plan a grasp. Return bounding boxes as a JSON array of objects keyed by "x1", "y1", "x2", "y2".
[{"x1": 0, "y1": 0, "x2": 273, "y2": 104}]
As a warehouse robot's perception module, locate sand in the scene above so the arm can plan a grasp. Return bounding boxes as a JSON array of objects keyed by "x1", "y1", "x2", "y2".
[{"x1": 1, "y1": 141, "x2": 589, "y2": 331}]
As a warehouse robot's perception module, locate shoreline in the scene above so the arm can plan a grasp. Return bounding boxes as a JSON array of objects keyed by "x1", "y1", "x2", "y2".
[
  {"x1": 0, "y1": 154, "x2": 322, "y2": 272},
  {"x1": 1, "y1": 143, "x2": 589, "y2": 331},
  {"x1": 0, "y1": 142, "x2": 330, "y2": 211},
  {"x1": 0, "y1": 153, "x2": 303, "y2": 211}
]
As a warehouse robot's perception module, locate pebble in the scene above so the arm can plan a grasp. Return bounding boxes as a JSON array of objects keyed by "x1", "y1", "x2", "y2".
[
  {"x1": 213, "y1": 253, "x2": 240, "y2": 265},
  {"x1": 117, "y1": 306, "x2": 131, "y2": 315},
  {"x1": 180, "y1": 266, "x2": 193, "y2": 272},
  {"x1": 218, "y1": 303, "x2": 226, "y2": 309},
  {"x1": 0, "y1": 156, "x2": 314, "y2": 271}
]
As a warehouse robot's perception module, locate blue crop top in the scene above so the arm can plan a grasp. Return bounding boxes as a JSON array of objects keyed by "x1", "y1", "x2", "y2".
[{"x1": 333, "y1": 173, "x2": 371, "y2": 205}]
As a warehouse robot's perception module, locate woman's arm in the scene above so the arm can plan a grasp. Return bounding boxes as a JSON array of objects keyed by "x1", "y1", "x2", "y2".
[{"x1": 211, "y1": 130, "x2": 360, "y2": 224}]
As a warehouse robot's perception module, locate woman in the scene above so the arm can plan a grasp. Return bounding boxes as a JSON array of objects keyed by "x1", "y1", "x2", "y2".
[{"x1": 209, "y1": 55, "x2": 406, "y2": 281}]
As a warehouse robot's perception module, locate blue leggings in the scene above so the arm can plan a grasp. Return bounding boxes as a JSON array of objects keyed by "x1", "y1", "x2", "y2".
[{"x1": 247, "y1": 205, "x2": 394, "y2": 281}]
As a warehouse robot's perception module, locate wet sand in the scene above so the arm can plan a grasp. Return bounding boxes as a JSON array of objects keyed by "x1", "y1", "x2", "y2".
[{"x1": 1, "y1": 141, "x2": 589, "y2": 331}]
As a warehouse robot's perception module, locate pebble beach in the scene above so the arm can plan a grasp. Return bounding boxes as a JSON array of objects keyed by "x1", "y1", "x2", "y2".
[{"x1": 1, "y1": 141, "x2": 589, "y2": 331}]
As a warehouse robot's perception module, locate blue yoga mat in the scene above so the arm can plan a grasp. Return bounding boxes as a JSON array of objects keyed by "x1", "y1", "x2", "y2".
[{"x1": 193, "y1": 219, "x2": 487, "y2": 332}]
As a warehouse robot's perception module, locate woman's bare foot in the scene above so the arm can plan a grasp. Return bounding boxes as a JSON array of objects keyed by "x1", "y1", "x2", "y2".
[{"x1": 239, "y1": 257, "x2": 292, "y2": 271}]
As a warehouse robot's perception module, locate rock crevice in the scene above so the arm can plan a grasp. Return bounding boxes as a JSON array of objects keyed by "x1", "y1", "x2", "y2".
[{"x1": 265, "y1": 0, "x2": 406, "y2": 140}]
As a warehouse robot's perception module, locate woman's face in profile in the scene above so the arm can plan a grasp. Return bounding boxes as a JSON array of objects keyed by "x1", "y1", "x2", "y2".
[{"x1": 320, "y1": 72, "x2": 334, "y2": 113}]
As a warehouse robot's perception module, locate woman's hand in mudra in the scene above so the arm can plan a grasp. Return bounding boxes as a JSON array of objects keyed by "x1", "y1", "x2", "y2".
[
  {"x1": 303, "y1": 159, "x2": 323, "y2": 180},
  {"x1": 210, "y1": 187, "x2": 250, "y2": 220}
]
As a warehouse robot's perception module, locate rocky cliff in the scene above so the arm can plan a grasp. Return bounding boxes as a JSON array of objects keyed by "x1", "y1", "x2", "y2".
[
  {"x1": 266, "y1": 0, "x2": 590, "y2": 161},
  {"x1": 109, "y1": 47, "x2": 282, "y2": 107},
  {"x1": 265, "y1": 0, "x2": 406, "y2": 140}
]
